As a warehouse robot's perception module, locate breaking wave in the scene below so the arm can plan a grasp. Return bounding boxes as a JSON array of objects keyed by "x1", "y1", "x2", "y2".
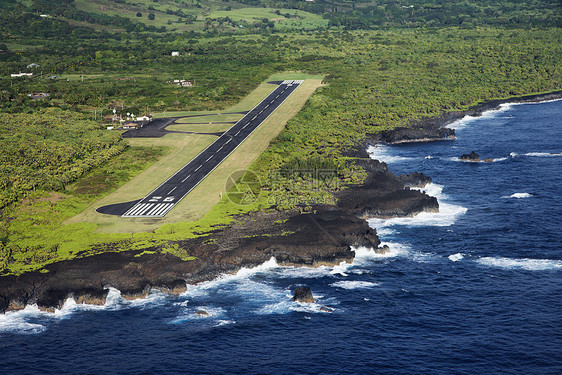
[
  {"x1": 367, "y1": 183, "x2": 467, "y2": 231},
  {"x1": 502, "y1": 193, "x2": 533, "y2": 199},
  {"x1": 366, "y1": 144, "x2": 416, "y2": 163},
  {"x1": 368, "y1": 201, "x2": 467, "y2": 230},
  {"x1": 446, "y1": 103, "x2": 514, "y2": 130},
  {"x1": 476, "y1": 257, "x2": 562, "y2": 271},
  {"x1": 510, "y1": 152, "x2": 562, "y2": 158},
  {"x1": 330, "y1": 281, "x2": 380, "y2": 289},
  {"x1": 448, "y1": 253, "x2": 465, "y2": 262},
  {"x1": 0, "y1": 287, "x2": 123, "y2": 335}
]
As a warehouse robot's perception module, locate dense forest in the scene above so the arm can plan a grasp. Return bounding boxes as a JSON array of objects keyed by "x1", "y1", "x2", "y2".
[
  {"x1": 0, "y1": 109, "x2": 126, "y2": 208},
  {"x1": 0, "y1": 0, "x2": 561, "y2": 273}
]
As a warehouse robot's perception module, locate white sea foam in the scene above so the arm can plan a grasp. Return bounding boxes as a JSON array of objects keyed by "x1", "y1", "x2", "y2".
[
  {"x1": 446, "y1": 115, "x2": 480, "y2": 130},
  {"x1": 446, "y1": 104, "x2": 514, "y2": 130},
  {"x1": 104, "y1": 286, "x2": 123, "y2": 308},
  {"x1": 525, "y1": 152, "x2": 562, "y2": 157},
  {"x1": 258, "y1": 296, "x2": 336, "y2": 315},
  {"x1": 183, "y1": 257, "x2": 281, "y2": 297},
  {"x1": 0, "y1": 305, "x2": 47, "y2": 334},
  {"x1": 414, "y1": 182, "x2": 446, "y2": 199},
  {"x1": 214, "y1": 319, "x2": 236, "y2": 327},
  {"x1": 502, "y1": 193, "x2": 533, "y2": 199},
  {"x1": 366, "y1": 144, "x2": 415, "y2": 163},
  {"x1": 235, "y1": 257, "x2": 280, "y2": 277},
  {"x1": 270, "y1": 266, "x2": 337, "y2": 279},
  {"x1": 0, "y1": 286, "x2": 136, "y2": 335},
  {"x1": 476, "y1": 257, "x2": 562, "y2": 271},
  {"x1": 330, "y1": 281, "x2": 379, "y2": 289},
  {"x1": 451, "y1": 156, "x2": 508, "y2": 163},
  {"x1": 127, "y1": 289, "x2": 169, "y2": 308},
  {"x1": 376, "y1": 227, "x2": 397, "y2": 237},
  {"x1": 352, "y1": 244, "x2": 409, "y2": 261},
  {"x1": 448, "y1": 253, "x2": 464, "y2": 262},
  {"x1": 171, "y1": 306, "x2": 227, "y2": 324},
  {"x1": 368, "y1": 201, "x2": 467, "y2": 229},
  {"x1": 511, "y1": 152, "x2": 562, "y2": 158}
]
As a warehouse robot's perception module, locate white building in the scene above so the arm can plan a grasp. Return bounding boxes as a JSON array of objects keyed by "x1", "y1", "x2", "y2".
[
  {"x1": 171, "y1": 51, "x2": 180, "y2": 57},
  {"x1": 11, "y1": 72, "x2": 33, "y2": 78}
]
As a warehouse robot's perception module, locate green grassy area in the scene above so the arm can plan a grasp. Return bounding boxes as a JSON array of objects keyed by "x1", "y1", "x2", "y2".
[
  {"x1": 74, "y1": 0, "x2": 194, "y2": 29},
  {"x1": 208, "y1": 8, "x2": 329, "y2": 30},
  {"x1": 71, "y1": 0, "x2": 328, "y2": 32},
  {"x1": 173, "y1": 113, "x2": 244, "y2": 125}
]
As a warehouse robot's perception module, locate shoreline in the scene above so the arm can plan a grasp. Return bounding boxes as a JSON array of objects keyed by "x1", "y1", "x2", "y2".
[
  {"x1": 370, "y1": 90, "x2": 562, "y2": 145},
  {"x1": 1, "y1": 90, "x2": 561, "y2": 314}
]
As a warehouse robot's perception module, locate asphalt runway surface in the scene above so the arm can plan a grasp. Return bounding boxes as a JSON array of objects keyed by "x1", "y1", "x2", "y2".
[{"x1": 98, "y1": 80, "x2": 302, "y2": 218}]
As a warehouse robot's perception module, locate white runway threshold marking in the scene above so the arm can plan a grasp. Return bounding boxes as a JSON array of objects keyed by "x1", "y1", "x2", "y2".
[
  {"x1": 123, "y1": 202, "x2": 175, "y2": 217},
  {"x1": 121, "y1": 80, "x2": 302, "y2": 218}
]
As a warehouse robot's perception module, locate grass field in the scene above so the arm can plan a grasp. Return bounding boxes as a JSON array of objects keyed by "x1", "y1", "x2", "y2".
[
  {"x1": 208, "y1": 8, "x2": 329, "y2": 30},
  {"x1": 72, "y1": 0, "x2": 328, "y2": 32},
  {"x1": 66, "y1": 73, "x2": 324, "y2": 233},
  {"x1": 74, "y1": 0, "x2": 204, "y2": 32}
]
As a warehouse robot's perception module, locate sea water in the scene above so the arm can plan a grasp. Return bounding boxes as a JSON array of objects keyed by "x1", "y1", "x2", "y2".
[{"x1": 1, "y1": 100, "x2": 561, "y2": 374}]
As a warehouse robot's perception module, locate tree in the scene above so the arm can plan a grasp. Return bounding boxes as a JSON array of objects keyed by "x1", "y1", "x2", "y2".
[
  {"x1": 148, "y1": 13, "x2": 155, "y2": 20},
  {"x1": 136, "y1": 12, "x2": 142, "y2": 17}
]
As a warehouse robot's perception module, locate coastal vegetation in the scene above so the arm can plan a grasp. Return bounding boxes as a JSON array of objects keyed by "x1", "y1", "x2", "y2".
[{"x1": 0, "y1": 0, "x2": 561, "y2": 275}]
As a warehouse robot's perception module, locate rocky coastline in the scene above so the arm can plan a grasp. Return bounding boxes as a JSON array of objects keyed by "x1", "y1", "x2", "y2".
[
  {"x1": 369, "y1": 90, "x2": 562, "y2": 145},
  {"x1": 0, "y1": 157, "x2": 434, "y2": 313},
  {"x1": 1, "y1": 91, "x2": 561, "y2": 314}
]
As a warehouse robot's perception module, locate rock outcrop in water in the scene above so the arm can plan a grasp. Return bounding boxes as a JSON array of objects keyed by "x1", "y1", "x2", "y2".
[
  {"x1": 460, "y1": 151, "x2": 495, "y2": 162},
  {"x1": 337, "y1": 156, "x2": 438, "y2": 219},
  {"x1": 460, "y1": 151, "x2": 481, "y2": 161},
  {"x1": 292, "y1": 286, "x2": 315, "y2": 303}
]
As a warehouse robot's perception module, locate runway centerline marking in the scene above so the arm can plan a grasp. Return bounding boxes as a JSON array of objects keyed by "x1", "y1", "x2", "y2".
[{"x1": 120, "y1": 80, "x2": 302, "y2": 218}]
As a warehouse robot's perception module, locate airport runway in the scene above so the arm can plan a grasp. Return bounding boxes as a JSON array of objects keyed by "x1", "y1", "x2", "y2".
[{"x1": 119, "y1": 80, "x2": 303, "y2": 218}]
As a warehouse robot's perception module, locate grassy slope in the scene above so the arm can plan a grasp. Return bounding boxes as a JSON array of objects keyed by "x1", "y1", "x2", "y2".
[
  {"x1": 73, "y1": 0, "x2": 327, "y2": 32},
  {"x1": 208, "y1": 8, "x2": 329, "y2": 29}
]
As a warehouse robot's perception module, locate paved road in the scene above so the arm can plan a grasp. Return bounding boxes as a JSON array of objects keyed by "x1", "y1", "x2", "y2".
[
  {"x1": 120, "y1": 80, "x2": 303, "y2": 218},
  {"x1": 121, "y1": 117, "x2": 179, "y2": 138}
]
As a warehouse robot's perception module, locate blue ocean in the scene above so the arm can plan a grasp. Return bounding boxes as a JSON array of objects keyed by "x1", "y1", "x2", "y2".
[{"x1": 1, "y1": 100, "x2": 561, "y2": 374}]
